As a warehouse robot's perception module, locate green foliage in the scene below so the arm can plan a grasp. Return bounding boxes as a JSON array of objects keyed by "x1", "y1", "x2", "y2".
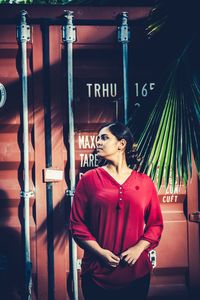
[
  {"x1": 146, "y1": 1, "x2": 168, "y2": 38},
  {"x1": 134, "y1": 52, "x2": 200, "y2": 190},
  {"x1": 129, "y1": 0, "x2": 200, "y2": 190}
]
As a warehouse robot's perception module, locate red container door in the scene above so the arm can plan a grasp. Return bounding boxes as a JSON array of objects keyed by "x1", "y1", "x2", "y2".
[{"x1": 0, "y1": 24, "x2": 37, "y2": 299}]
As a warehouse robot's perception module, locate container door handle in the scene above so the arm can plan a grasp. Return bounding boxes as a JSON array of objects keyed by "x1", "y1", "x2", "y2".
[{"x1": 189, "y1": 211, "x2": 200, "y2": 223}]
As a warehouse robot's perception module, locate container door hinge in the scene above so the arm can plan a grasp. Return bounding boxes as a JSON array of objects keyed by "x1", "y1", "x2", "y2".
[
  {"x1": 62, "y1": 10, "x2": 77, "y2": 43},
  {"x1": 16, "y1": 10, "x2": 31, "y2": 43},
  {"x1": 118, "y1": 12, "x2": 131, "y2": 43}
]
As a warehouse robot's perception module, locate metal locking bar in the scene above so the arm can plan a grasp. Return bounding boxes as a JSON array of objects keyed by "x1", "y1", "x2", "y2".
[
  {"x1": 17, "y1": 10, "x2": 32, "y2": 300},
  {"x1": 62, "y1": 11, "x2": 78, "y2": 300}
]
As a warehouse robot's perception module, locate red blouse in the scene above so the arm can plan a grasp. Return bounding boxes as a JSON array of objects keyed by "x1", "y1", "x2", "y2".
[{"x1": 70, "y1": 167, "x2": 163, "y2": 289}]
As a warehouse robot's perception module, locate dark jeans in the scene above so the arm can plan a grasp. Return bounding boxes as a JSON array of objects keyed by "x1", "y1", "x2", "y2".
[{"x1": 82, "y1": 273, "x2": 151, "y2": 300}]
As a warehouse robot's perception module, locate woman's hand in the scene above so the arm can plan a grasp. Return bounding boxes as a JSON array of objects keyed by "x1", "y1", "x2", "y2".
[
  {"x1": 120, "y1": 240, "x2": 150, "y2": 266},
  {"x1": 76, "y1": 240, "x2": 120, "y2": 267},
  {"x1": 99, "y1": 249, "x2": 120, "y2": 268}
]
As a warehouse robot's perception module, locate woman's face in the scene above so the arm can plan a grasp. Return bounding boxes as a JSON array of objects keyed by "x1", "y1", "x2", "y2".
[{"x1": 96, "y1": 127, "x2": 125, "y2": 160}]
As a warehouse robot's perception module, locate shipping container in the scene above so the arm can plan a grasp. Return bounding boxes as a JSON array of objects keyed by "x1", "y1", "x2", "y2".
[{"x1": 0, "y1": 4, "x2": 199, "y2": 300}]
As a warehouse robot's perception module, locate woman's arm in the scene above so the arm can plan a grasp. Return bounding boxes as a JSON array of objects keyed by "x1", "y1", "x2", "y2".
[
  {"x1": 141, "y1": 181, "x2": 163, "y2": 250},
  {"x1": 70, "y1": 176, "x2": 120, "y2": 268},
  {"x1": 70, "y1": 176, "x2": 96, "y2": 241},
  {"x1": 120, "y1": 180, "x2": 163, "y2": 266}
]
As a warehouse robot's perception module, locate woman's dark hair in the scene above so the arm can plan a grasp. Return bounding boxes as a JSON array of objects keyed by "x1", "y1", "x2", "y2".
[{"x1": 97, "y1": 122, "x2": 141, "y2": 169}]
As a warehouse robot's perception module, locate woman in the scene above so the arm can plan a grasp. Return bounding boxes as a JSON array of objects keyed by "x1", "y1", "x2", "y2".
[{"x1": 70, "y1": 122, "x2": 163, "y2": 300}]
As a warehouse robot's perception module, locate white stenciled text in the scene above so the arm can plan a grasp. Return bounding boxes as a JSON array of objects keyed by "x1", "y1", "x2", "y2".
[{"x1": 86, "y1": 83, "x2": 117, "y2": 98}]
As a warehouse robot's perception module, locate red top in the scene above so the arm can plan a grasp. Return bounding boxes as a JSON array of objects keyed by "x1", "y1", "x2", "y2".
[{"x1": 70, "y1": 167, "x2": 163, "y2": 289}]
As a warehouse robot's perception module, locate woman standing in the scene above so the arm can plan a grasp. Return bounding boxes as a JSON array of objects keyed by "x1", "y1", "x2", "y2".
[{"x1": 70, "y1": 122, "x2": 163, "y2": 300}]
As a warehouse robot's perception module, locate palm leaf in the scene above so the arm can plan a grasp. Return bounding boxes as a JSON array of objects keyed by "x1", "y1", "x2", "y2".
[
  {"x1": 169, "y1": 94, "x2": 177, "y2": 192},
  {"x1": 148, "y1": 93, "x2": 172, "y2": 180},
  {"x1": 130, "y1": 39, "x2": 200, "y2": 191},
  {"x1": 163, "y1": 89, "x2": 175, "y2": 189}
]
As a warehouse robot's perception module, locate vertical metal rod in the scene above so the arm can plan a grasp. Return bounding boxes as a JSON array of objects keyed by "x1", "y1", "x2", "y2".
[
  {"x1": 118, "y1": 12, "x2": 130, "y2": 124},
  {"x1": 42, "y1": 23, "x2": 55, "y2": 300},
  {"x1": 122, "y1": 42, "x2": 129, "y2": 124},
  {"x1": 62, "y1": 11, "x2": 78, "y2": 300},
  {"x1": 17, "y1": 10, "x2": 32, "y2": 300}
]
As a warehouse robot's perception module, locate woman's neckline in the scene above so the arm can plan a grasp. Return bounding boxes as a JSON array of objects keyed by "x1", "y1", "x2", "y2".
[{"x1": 99, "y1": 166, "x2": 134, "y2": 186}]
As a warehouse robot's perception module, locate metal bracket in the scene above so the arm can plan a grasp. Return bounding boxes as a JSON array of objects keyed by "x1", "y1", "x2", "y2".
[
  {"x1": 16, "y1": 10, "x2": 31, "y2": 42},
  {"x1": 148, "y1": 250, "x2": 157, "y2": 268},
  {"x1": 62, "y1": 10, "x2": 77, "y2": 43},
  {"x1": 76, "y1": 259, "x2": 82, "y2": 270},
  {"x1": 65, "y1": 189, "x2": 75, "y2": 197},
  {"x1": 20, "y1": 191, "x2": 35, "y2": 198},
  {"x1": 118, "y1": 12, "x2": 130, "y2": 43}
]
